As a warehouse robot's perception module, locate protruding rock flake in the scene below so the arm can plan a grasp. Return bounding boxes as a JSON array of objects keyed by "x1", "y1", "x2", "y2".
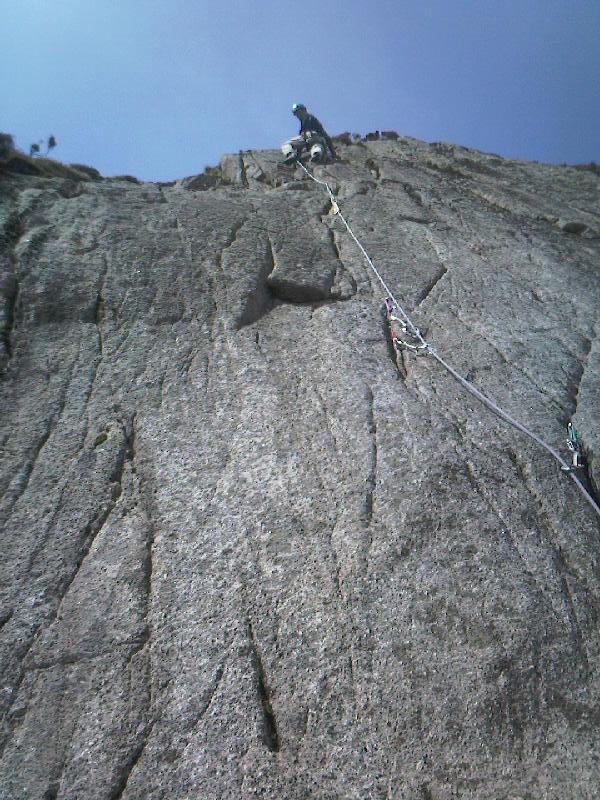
[{"x1": 1, "y1": 138, "x2": 600, "y2": 799}]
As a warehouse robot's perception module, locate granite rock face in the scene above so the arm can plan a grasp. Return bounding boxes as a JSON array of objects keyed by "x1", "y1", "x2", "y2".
[{"x1": 1, "y1": 137, "x2": 599, "y2": 800}]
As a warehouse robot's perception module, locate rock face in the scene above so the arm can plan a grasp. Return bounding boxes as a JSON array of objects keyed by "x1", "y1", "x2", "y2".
[{"x1": 1, "y1": 137, "x2": 599, "y2": 800}]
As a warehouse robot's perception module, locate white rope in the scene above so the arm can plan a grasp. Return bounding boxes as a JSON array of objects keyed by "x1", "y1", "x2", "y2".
[{"x1": 296, "y1": 159, "x2": 600, "y2": 521}]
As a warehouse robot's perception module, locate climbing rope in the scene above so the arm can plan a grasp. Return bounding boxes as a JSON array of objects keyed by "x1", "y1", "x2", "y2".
[{"x1": 296, "y1": 159, "x2": 600, "y2": 521}]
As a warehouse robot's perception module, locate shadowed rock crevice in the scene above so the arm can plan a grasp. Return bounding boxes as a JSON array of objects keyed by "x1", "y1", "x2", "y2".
[
  {"x1": 266, "y1": 240, "x2": 335, "y2": 303},
  {"x1": 234, "y1": 236, "x2": 276, "y2": 330},
  {"x1": 553, "y1": 547, "x2": 591, "y2": 677},
  {"x1": 0, "y1": 353, "x2": 79, "y2": 529},
  {"x1": 326, "y1": 228, "x2": 358, "y2": 301},
  {"x1": 108, "y1": 721, "x2": 155, "y2": 800},
  {"x1": 42, "y1": 426, "x2": 131, "y2": 611},
  {"x1": 414, "y1": 263, "x2": 448, "y2": 307},
  {"x1": 93, "y1": 291, "x2": 105, "y2": 328},
  {"x1": 238, "y1": 153, "x2": 250, "y2": 189},
  {"x1": 557, "y1": 343, "x2": 591, "y2": 427},
  {"x1": 364, "y1": 386, "x2": 377, "y2": 524},
  {"x1": 248, "y1": 620, "x2": 280, "y2": 753},
  {"x1": 365, "y1": 158, "x2": 381, "y2": 180},
  {"x1": 132, "y1": 419, "x2": 157, "y2": 653},
  {"x1": 0, "y1": 275, "x2": 18, "y2": 367},
  {"x1": 0, "y1": 212, "x2": 27, "y2": 372}
]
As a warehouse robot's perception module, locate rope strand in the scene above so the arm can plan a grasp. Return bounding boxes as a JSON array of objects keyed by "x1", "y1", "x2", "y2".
[{"x1": 296, "y1": 159, "x2": 600, "y2": 521}]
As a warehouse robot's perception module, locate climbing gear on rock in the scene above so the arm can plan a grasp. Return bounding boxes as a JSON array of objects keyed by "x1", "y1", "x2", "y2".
[
  {"x1": 562, "y1": 423, "x2": 584, "y2": 472},
  {"x1": 296, "y1": 159, "x2": 600, "y2": 522},
  {"x1": 384, "y1": 298, "x2": 428, "y2": 354}
]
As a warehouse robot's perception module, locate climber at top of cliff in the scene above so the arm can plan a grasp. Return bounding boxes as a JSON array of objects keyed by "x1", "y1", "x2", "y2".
[{"x1": 281, "y1": 103, "x2": 337, "y2": 165}]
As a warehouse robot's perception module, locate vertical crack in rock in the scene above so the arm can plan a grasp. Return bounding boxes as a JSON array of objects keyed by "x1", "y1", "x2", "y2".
[
  {"x1": 530, "y1": 324, "x2": 599, "y2": 501},
  {"x1": 32, "y1": 421, "x2": 131, "y2": 622},
  {"x1": 581, "y1": 461, "x2": 600, "y2": 509},
  {"x1": 402, "y1": 182, "x2": 425, "y2": 209},
  {"x1": 327, "y1": 226, "x2": 343, "y2": 263},
  {"x1": 43, "y1": 783, "x2": 59, "y2": 800},
  {"x1": 0, "y1": 276, "x2": 18, "y2": 364},
  {"x1": 247, "y1": 619, "x2": 280, "y2": 752},
  {"x1": 505, "y1": 446, "x2": 593, "y2": 673},
  {"x1": 1, "y1": 421, "x2": 52, "y2": 523},
  {"x1": 108, "y1": 720, "x2": 155, "y2": 800},
  {"x1": 212, "y1": 218, "x2": 248, "y2": 313},
  {"x1": 414, "y1": 263, "x2": 448, "y2": 307},
  {"x1": 330, "y1": 520, "x2": 345, "y2": 604},
  {"x1": 365, "y1": 158, "x2": 381, "y2": 180},
  {"x1": 0, "y1": 609, "x2": 13, "y2": 630},
  {"x1": 0, "y1": 428, "x2": 132, "y2": 759},
  {"x1": 194, "y1": 664, "x2": 226, "y2": 726},
  {"x1": 568, "y1": 327, "x2": 600, "y2": 499},
  {"x1": 93, "y1": 292, "x2": 105, "y2": 354},
  {"x1": 235, "y1": 234, "x2": 276, "y2": 330},
  {"x1": 326, "y1": 227, "x2": 358, "y2": 301},
  {"x1": 265, "y1": 235, "x2": 278, "y2": 281},
  {"x1": 456, "y1": 440, "x2": 537, "y2": 568},
  {"x1": 217, "y1": 218, "x2": 247, "y2": 282},
  {"x1": 381, "y1": 311, "x2": 410, "y2": 380},
  {"x1": 1, "y1": 211, "x2": 26, "y2": 372},
  {"x1": 420, "y1": 784, "x2": 434, "y2": 800},
  {"x1": 53, "y1": 451, "x2": 127, "y2": 610},
  {"x1": 562, "y1": 334, "x2": 592, "y2": 420},
  {"x1": 364, "y1": 386, "x2": 377, "y2": 525},
  {"x1": 173, "y1": 210, "x2": 195, "y2": 272},
  {"x1": 126, "y1": 415, "x2": 154, "y2": 664},
  {"x1": 69, "y1": 418, "x2": 152, "y2": 800},
  {"x1": 140, "y1": 523, "x2": 154, "y2": 662},
  {"x1": 312, "y1": 386, "x2": 342, "y2": 460},
  {"x1": 238, "y1": 152, "x2": 250, "y2": 188},
  {"x1": 0, "y1": 354, "x2": 78, "y2": 528},
  {"x1": 553, "y1": 547, "x2": 591, "y2": 677},
  {"x1": 85, "y1": 256, "x2": 109, "y2": 425}
]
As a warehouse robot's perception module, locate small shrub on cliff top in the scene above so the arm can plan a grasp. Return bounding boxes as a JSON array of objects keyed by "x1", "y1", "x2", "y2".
[
  {"x1": 29, "y1": 136, "x2": 57, "y2": 157},
  {"x1": 1, "y1": 132, "x2": 101, "y2": 181},
  {"x1": 0, "y1": 133, "x2": 14, "y2": 158}
]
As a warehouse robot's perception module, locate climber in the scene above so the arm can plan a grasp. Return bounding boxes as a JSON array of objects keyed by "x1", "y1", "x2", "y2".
[{"x1": 281, "y1": 103, "x2": 337, "y2": 165}]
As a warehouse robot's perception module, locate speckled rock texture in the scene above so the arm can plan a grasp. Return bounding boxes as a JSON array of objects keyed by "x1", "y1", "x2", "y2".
[{"x1": 1, "y1": 136, "x2": 599, "y2": 800}]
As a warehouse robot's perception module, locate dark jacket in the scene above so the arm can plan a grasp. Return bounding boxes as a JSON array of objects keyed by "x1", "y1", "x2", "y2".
[{"x1": 299, "y1": 114, "x2": 336, "y2": 157}]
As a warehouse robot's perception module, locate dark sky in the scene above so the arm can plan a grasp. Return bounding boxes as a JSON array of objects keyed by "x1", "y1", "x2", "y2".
[{"x1": 3, "y1": 0, "x2": 599, "y2": 181}]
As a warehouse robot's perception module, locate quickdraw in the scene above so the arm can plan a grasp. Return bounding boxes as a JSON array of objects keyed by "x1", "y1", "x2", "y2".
[
  {"x1": 383, "y1": 298, "x2": 428, "y2": 354},
  {"x1": 563, "y1": 422, "x2": 584, "y2": 472}
]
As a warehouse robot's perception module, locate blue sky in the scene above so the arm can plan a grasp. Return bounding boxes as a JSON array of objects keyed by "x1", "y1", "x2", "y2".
[{"x1": 2, "y1": 0, "x2": 599, "y2": 181}]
